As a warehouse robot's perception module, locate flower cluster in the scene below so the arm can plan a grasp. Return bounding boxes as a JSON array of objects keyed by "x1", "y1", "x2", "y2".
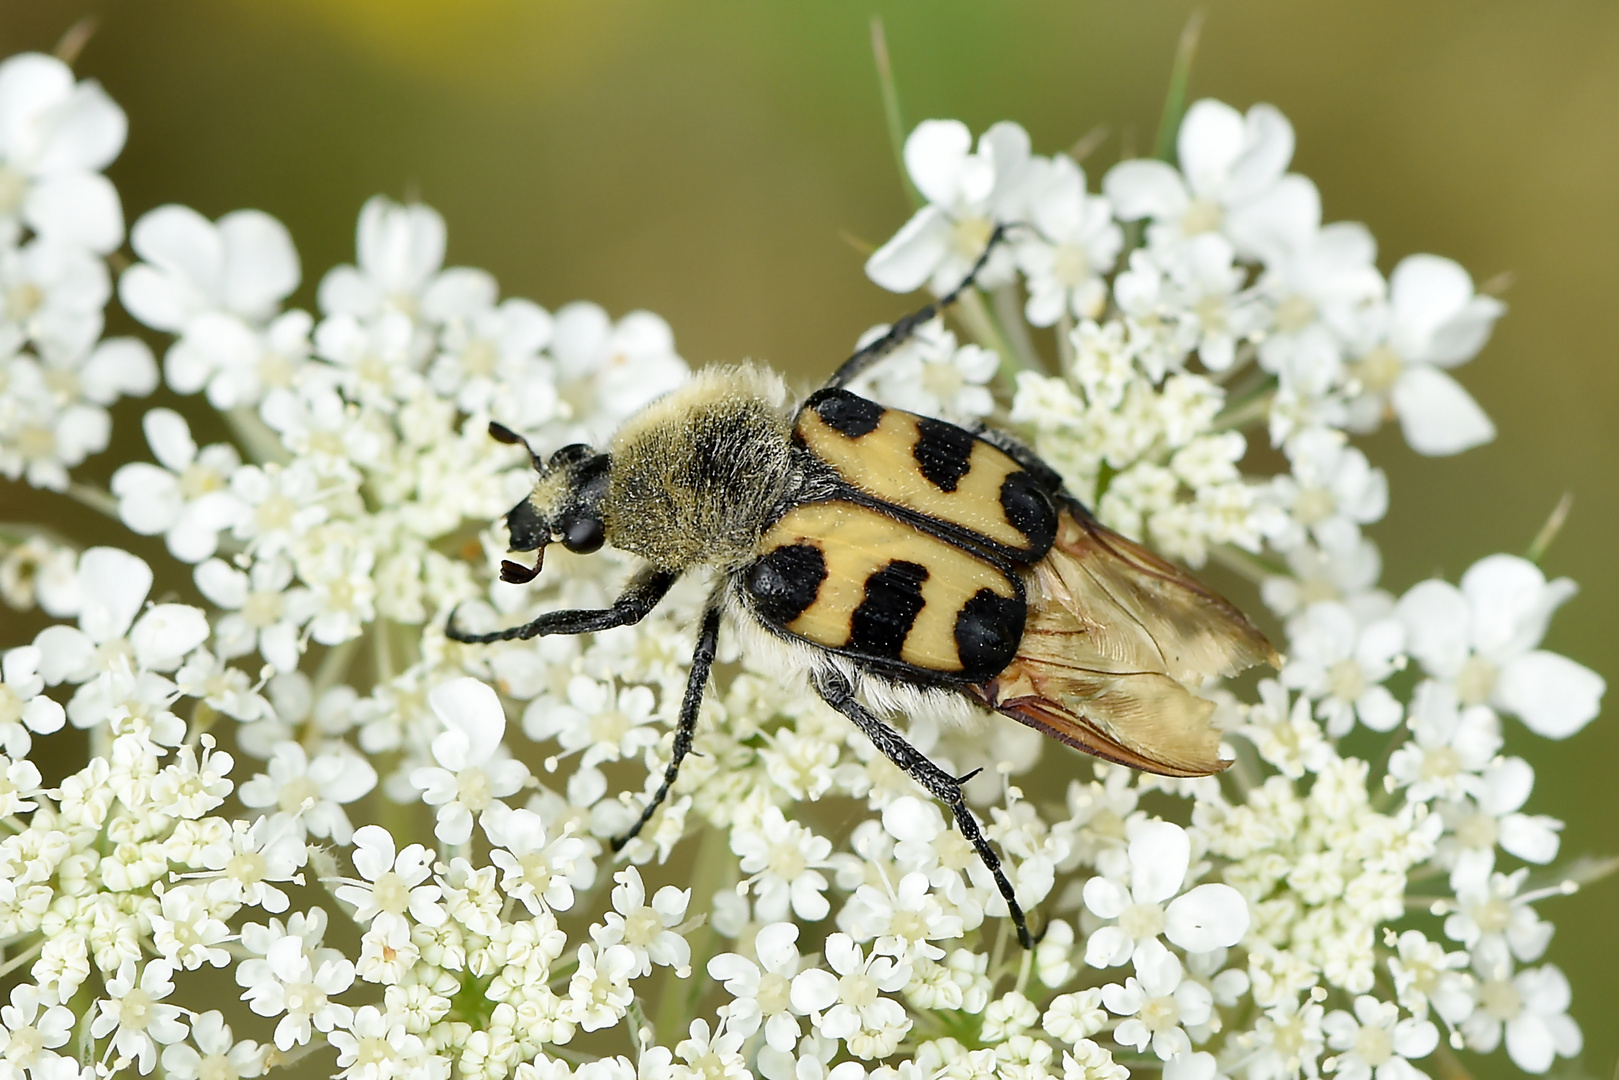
[{"x1": 0, "y1": 47, "x2": 1603, "y2": 1080}]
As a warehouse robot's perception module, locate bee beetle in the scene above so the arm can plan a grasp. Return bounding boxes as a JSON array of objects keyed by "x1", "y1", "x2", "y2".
[{"x1": 448, "y1": 228, "x2": 1278, "y2": 948}]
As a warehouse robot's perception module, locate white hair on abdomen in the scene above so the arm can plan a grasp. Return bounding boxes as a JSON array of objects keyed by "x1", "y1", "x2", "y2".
[{"x1": 721, "y1": 588, "x2": 990, "y2": 731}]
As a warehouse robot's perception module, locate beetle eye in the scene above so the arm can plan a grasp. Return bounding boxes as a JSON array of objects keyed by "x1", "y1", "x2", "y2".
[{"x1": 560, "y1": 515, "x2": 605, "y2": 554}]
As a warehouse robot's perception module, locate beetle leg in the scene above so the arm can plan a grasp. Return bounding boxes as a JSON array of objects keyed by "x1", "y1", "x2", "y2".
[
  {"x1": 610, "y1": 604, "x2": 722, "y2": 852},
  {"x1": 445, "y1": 567, "x2": 678, "y2": 643},
  {"x1": 824, "y1": 223, "x2": 1013, "y2": 391},
  {"x1": 813, "y1": 667, "x2": 1034, "y2": 950}
]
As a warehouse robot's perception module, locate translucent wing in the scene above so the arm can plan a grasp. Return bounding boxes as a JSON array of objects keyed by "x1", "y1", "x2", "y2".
[{"x1": 970, "y1": 506, "x2": 1280, "y2": 777}]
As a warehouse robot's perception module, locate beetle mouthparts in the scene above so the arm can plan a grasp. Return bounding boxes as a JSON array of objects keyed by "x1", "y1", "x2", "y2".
[{"x1": 499, "y1": 549, "x2": 544, "y2": 584}]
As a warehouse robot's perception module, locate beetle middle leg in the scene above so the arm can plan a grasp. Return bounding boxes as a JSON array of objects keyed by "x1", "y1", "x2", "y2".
[{"x1": 610, "y1": 603, "x2": 723, "y2": 852}]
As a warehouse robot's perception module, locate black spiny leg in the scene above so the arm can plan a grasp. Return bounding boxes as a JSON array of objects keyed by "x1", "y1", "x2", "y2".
[
  {"x1": 813, "y1": 668, "x2": 1033, "y2": 949},
  {"x1": 824, "y1": 222, "x2": 1012, "y2": 391},
  {"x1": 445, "y1": 567, "x2": 678, "y2": 643},
  {"x1": 611, "y1": 604, "x2": 722, "y2": 852}
]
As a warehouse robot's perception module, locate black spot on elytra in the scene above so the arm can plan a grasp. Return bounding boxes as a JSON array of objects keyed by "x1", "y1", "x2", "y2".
[
  {"x1": 747, "y1": 544, "x2": 827, "y2": 625},
  {"x1": 849, "y1": 560, "x2": 929, "y2": 659},
  {"x1": 1000, "y1": 471, "x2": 1057, "y2": 557},
  {"x1": 955, "y1": 588, "x2": 1024, "y2": 681},
  {"x1": 913, "y1": 418, "x2": 976, "y2": 492},
  {"x1": 809, "y1": 389, "x2": 884, "y2": 438}
]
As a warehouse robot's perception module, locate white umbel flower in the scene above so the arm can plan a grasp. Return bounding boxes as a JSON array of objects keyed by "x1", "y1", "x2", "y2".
[
  {"x1": 409, "y1": 677, "x2": 529, "y2": 844},
  {"x1": 0, "y1": 52, "x2": 126, "y2": 253},
  {"x1": 90, "y1": 959, "x2": 188, "y2": 1074},
  {"x1": 334, "y1": 824, "x2": 445, "y2": 946},
  {"x1": 865, "y1": 119, "x2": 1031, "y2": 294},
  {"x1": 1321, "y1": 996, "x2": 1437, "y2": 1080},
  {"x1": 1397, "y1": 554, "x2": 1603, "y2": 738},
  {"x1": 1346, "y1": 254, "x2": 1502, "y2": 456},
  {"x1": 1082, "y1": 819, "x2": 1249, "y2": 967}
]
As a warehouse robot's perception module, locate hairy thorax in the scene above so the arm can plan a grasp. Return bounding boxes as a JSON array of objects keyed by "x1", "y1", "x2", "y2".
[{"x1": 602, "y1": 364, "x2": 799, "y2": 571}]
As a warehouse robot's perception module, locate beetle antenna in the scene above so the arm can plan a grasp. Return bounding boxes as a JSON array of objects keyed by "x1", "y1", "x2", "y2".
[{"x1": 488, "y1": 421, "x2": 545, "y2": 470}]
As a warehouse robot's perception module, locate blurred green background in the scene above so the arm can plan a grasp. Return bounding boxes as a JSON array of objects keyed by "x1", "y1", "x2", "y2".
[{"x1": 0, "y1": 2, "x2": 1615, "y2": 1075}]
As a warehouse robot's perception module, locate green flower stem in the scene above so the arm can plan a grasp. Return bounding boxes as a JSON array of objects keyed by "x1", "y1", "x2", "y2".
[
  {"x1": 1208, "y1": 341, "x2": 1259, "y2": 385},
  {"x1": 225, "y1": 406, "x2": 290, "y2": 466},
  {"x1": 991, "y1": 283, "x2": 1046, "y2": 376},
  {"x1": 374, "y1": 619, "x2": 396, "y2": 684},
  {"x1": 658, "y1": 821, "x2": 732, "y2": 1038},
  {"x1": 1013, "y1": 938, "x2": 1035, "y2": 996},
  {"x1": 1211, "y1": 388, "x2": 1276, "y2": 433},
  {"x1": 953, "y1": 289, "x2": 1031, "y2": 402},
  {"x1": 1209, "y1": 543, "x2": 1288, "y2": 585},
  {"x1": 870, "y1": 17, "x2": 924, "y2": 212},
  {"x1": 65, "y1": 481, "x2": 120, "y2": 520},
  {"x1": 1153, "y1": 12, "x2": 1205, "y2": 164},
  {"x1": 0, "y1": 937, "x2": 43, "y2": 978},
  {"x1": 1524, "y1": 492, "x2": 1574, "y2": 565},
  {"x1": 1055, "y1": 311, "x2": 1076, "y2": 374}
]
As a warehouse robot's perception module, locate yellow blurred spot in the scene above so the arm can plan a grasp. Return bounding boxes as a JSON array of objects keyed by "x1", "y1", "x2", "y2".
[{"x1": 279, "y1": 0, "x2": 630, "y2": 90}]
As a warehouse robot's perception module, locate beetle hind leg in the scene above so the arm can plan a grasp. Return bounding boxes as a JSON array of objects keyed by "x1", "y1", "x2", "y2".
[{"x1": 813, "y1": 667, "x2": 1034, "y2": 950}]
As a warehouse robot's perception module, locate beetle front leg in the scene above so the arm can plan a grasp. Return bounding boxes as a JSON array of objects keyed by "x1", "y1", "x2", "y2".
[{"x1": 446, "y1": 567, "x2": 678, "y2": 643}]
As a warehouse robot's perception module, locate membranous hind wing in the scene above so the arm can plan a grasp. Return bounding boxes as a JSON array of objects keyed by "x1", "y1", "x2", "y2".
[{"x1": 971, "y1": 505, "x2": 1280, "y2": 777}]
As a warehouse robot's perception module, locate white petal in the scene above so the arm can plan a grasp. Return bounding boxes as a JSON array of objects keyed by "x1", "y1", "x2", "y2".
[
  {"x1": 428, "y1": 677, "x2": 506, "y2": 762},
  {"x1": 80, "y1": 337, "x2": 158, "y2": 402},
  {"x1": 356, "y1": 197, "x2": 444, "y2": 294},
  {"x1": 1397, "y1": 578, "x2": 1470, "y2": 677},
  {"x1": 1177, "y1": 99, "x2": 1246, "y2": 199},
  {"x1": 1390, "y1": 1017, "x2": 1439, "y2": 1058},
  {"x1": 980, "y1": 120, "x2": 1033, "y2": 215},
  {"x1": 110, "y1": 464, "x2": 181, "y2": 534},
  {"x1": 119, "y1": 264, "x2": 191, "y2": 333},
  {"x1": 865, "y1": 206, "x2": 951, "y2": 293},
  {"x1": 1356, "y1": 685, "x2": 1404, "y2": 733},
  {"x1": 1391, "y1": 365, "x2": 1494, "y2": 456},
  {"x1": 1082, "y1": 875, "x2": 1130, "y2": 920},
  {"x1": 0, "y1": 54, "x2": 73, "y2": 160},
  {"x1": 1164, "y1": 883, "x2": 1250, "y2": 952},
  {"x1": 1480, "y1": 756, "x2": 1534, "y2": 815},
  {"x1": 193, "y1": 558, "x2": 248, "y2": 609},
  {"x1": 1128, "y1": 820, "x2": 1190, "y2": 904},
  {"x1": 77, "y1": 547, "x2": 152, "y2": 641},
  {"x1": 1504, "y1": 1015, "x2": 1556, "y2": 1074},
  {"x1": 23, "y1": 694, "x2": 65, "y2": 734},
  {"x1": 1462, "y1": 554, "x2": 1575, "y2": 659},
  {"x1": 32, "y1": 625, "x2": 94, "y2": 683},
  {"x1": 1498, "y1": 813, "x2": 1561, "y2": 865},
  {"x1": 1425, "y1": 296, "x2": 1505, "y2": 368},
  {"x1": 904, "y1": 119, "x2": 974, "y2": 207},
  {"x1": 131, "y1": 604, "x2": 210, "y2": 671},
  {"x1": 40, "y1": 78, "x2": 125, "y2": 171},
  {"x1": 1102, "y1": 159, "x2": 1188, "y2": 222},
  {"x1": 1225, "y1": 104, "x2": 1294, "y2": 203},
  {"x1": 218, "y1": 210, "x2": 300, "y2": 317},
  {"x1": 420, "y1": 267, "x2": 498, "y2": 323},
  {"x1": 1496, "y1": 651, "x2": 1603, "y2": 738},
  {"x1": 1083, "y1": 925, "x2": 1134, "y2": 968},
  {"x1": 789, "y1": 969, "x2": 838, "y2": 1014},
  {"x1": 25, "y1": 171, "x2": 123, "y2": 253},
  {"x1": 1225, "y1": 174, "x2": 1319, "y2": 262},
  {"x1": 350, "y1": 825, "x2": 396, "y2": 880},
  {"x1": 315, "y1": 265, "x2": 380, "y2": 318},
  {"x1": 132, "y1": 204, "x2": 223, "y2": 298},
  {"x1": 142, "y1": 408, "x2": 197, "y2": 472},
  {"x1": 1163, "y1": 1052, "x2": 1219, "y2": 1080}
]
